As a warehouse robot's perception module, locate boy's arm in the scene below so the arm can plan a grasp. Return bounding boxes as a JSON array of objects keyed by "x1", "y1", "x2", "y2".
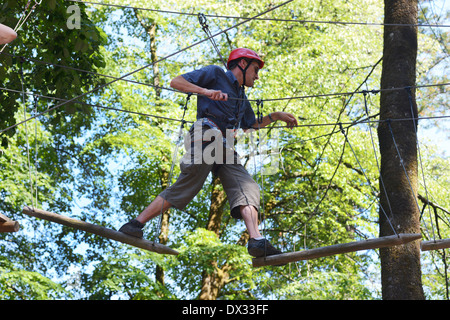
[
  {"x1": 252, "y1": 111, "x2": 298, "y2": 130},
  {"x1": 170, "y1": 75, "x2": 228, "y2": 101}
]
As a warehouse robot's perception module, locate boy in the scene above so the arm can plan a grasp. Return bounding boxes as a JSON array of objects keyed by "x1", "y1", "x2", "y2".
[{"x1": 120, "y1": 48, "x2": 297, "y2": 258}]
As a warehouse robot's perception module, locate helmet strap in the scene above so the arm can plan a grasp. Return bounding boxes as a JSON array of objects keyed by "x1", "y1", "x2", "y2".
[{"x1": 237, "y1": 58, "x2": 254, "y2": 87}]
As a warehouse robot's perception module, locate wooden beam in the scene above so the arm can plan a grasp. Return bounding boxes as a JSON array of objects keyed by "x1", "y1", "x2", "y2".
[
  {"x1": 22, "y1": 206, "x2": 179, "y2": 256},
  {"x1": 0, "y1": 221, "x2": 20, "y2": 233},
  {"x1": 252, "y1": 233, "x2": 422, "y2": 267},
  {"x1": 421, "y1": 238, "x2": 450, "y2": 251},
  {"x1": 0, "y1": 213, "x2": 20, "y2": 233},
  {"x1": 0, "y1": 213, "x2": 11, "y2": 222}
]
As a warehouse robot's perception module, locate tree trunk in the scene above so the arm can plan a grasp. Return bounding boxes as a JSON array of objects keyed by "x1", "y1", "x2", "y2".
[
  {"x1": 378, "y1": 0, "x2": 424, "y2": 299},
  {"x1": 198, "y1": 175, "x2": 229, "y2": 300},
  {"x1": 133, "y1": 9, "x2": 168, "y2": 287},
  {"x1": 199, "y1": 262, "x2": 231, "y2": 300},
  {"x1": 155, "y1": 167, "x2": 170, "y2": 287}
]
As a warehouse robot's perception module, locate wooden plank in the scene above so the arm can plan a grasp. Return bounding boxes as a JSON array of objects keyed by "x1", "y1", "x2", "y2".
[
  {"x1": 252, "y1": 233, "x2": 422, "y2": 267},
  {"x1": 421, "y1": 238, "x2": 450, "y2": 251},
  {"x1": 0, "y1": 213, "x2": 11, "y2": 222},
  {"x1": 0, "y1": 221, "x2": 20, "y2": 233},
  {"x1": 23, "y1": 206, "x2": 179, "y2": 256},
  {"x1": 0, "y1": 213, "x2": 20, "y2": 233}
]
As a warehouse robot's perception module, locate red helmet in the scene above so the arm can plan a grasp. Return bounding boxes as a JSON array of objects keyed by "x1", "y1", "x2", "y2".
[{"x1": 227, "y1": 48, "x2": 264, "y2": 69}]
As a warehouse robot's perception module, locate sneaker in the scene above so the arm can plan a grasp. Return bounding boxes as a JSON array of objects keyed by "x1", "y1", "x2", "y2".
[
  {"x1": 247, "y1": 238, "x2": 282, "y2": 258},
  {"x1": 119, "y1": 219, "x2": 144, "y2": 238}
]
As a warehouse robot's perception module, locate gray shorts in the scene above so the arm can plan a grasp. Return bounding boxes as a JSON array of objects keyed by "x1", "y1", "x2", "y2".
[{"x1": 159, "y1": 123, "x2": 260, "y2": 219}]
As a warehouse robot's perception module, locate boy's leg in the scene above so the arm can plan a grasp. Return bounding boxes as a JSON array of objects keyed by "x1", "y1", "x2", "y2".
[
  {"x1": 242, "y1": 205, "x2": 283, "y2": 258},
  {"x1": 119, "y1": 161, "x2": 214, "y2": 238},
  {"x1": 118, "y1": 196, "x2": 172, "y2": 238},
  {"x1": 136, "y1": 195, "x2": 172, "y2": 224},
  {"x1": 240, "y1": 205, "x2": 262, "y2": 239},
  {"x1": 218, "y1": 163, "x2": 282, "y2": 258},
  {"x1": 120, "y1": 121, "x2": 216, "y2": 238}
]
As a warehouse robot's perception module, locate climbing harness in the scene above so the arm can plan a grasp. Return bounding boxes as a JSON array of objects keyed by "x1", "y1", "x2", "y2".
[{"x1": 19, "y1": 58, "x2": 38, "y2": 210}]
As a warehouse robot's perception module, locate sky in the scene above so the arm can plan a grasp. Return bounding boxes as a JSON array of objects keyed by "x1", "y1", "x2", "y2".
[{"x1": 418, "y1": 0, "x2": 450, "y2": 157}]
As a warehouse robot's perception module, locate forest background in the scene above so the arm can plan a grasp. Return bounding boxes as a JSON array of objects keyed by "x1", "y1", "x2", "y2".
[{"x1": 0, "y1": 0, "x2": 449, "y2": 300}]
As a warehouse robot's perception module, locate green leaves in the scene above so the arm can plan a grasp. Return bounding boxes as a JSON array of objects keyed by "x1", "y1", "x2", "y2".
[
  {"x1": 0, "y1": 256, "x2": 67, "y2": 299},
  {"x1": 0, "y1": 0, "x2": 448, "y2": 300}
]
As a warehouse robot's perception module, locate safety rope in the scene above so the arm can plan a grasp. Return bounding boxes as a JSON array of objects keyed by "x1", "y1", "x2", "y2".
[
  {"x1": 339, "y1": 122, "x2": 398, "y2": 236},
  {"x1": 405, "y1": 87, "x2": 435, "y2": 242},
  {"x1": 255, "y1": 99, "x2": 268, "y2": 257},
  {"x1": 19, "y1": 58, "x2": 38, "y2": 211},
  {"x1": 362, "y1": 91, "x2": 394, "y2": 227},
  {"x1": 66, "y1": 0, "x2": 450, "y2": 28},
  {"x1": 387, "y1": 120, "x2": 423, "y2": 224},
  {"x1": 154, "y1": 93, "x2": 192, "y2": 244},
  {"x1": 198, "y1": 13, "x2": 228, "y2": 69},
  {"x1": 2, "y1": 51, "x2": 448, "y2": 105}
]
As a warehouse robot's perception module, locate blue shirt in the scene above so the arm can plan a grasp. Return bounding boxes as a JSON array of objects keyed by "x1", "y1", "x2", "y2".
[{"x1": 181, "y1": 65, "x2": 256, "y2": 131}]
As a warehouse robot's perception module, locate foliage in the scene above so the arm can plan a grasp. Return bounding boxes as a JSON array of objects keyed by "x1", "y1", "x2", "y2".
[
  {"x1": 0, "y1": 0, "x2": 448, "y2": 300},
  {"x1": 275, "y1": 271, "x2": 373, "y2": 300},
  {"x1": 0, "y1": 255, "x2": 67, "y2": 299},
  {"x1": 0, "y1": 0, "x2": 106, "y2": 147}
]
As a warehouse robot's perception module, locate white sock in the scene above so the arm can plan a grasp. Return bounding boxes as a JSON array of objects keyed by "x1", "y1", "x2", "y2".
[{"x1": 254, "y1": 237, "x2": 265, "y2": 240}]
